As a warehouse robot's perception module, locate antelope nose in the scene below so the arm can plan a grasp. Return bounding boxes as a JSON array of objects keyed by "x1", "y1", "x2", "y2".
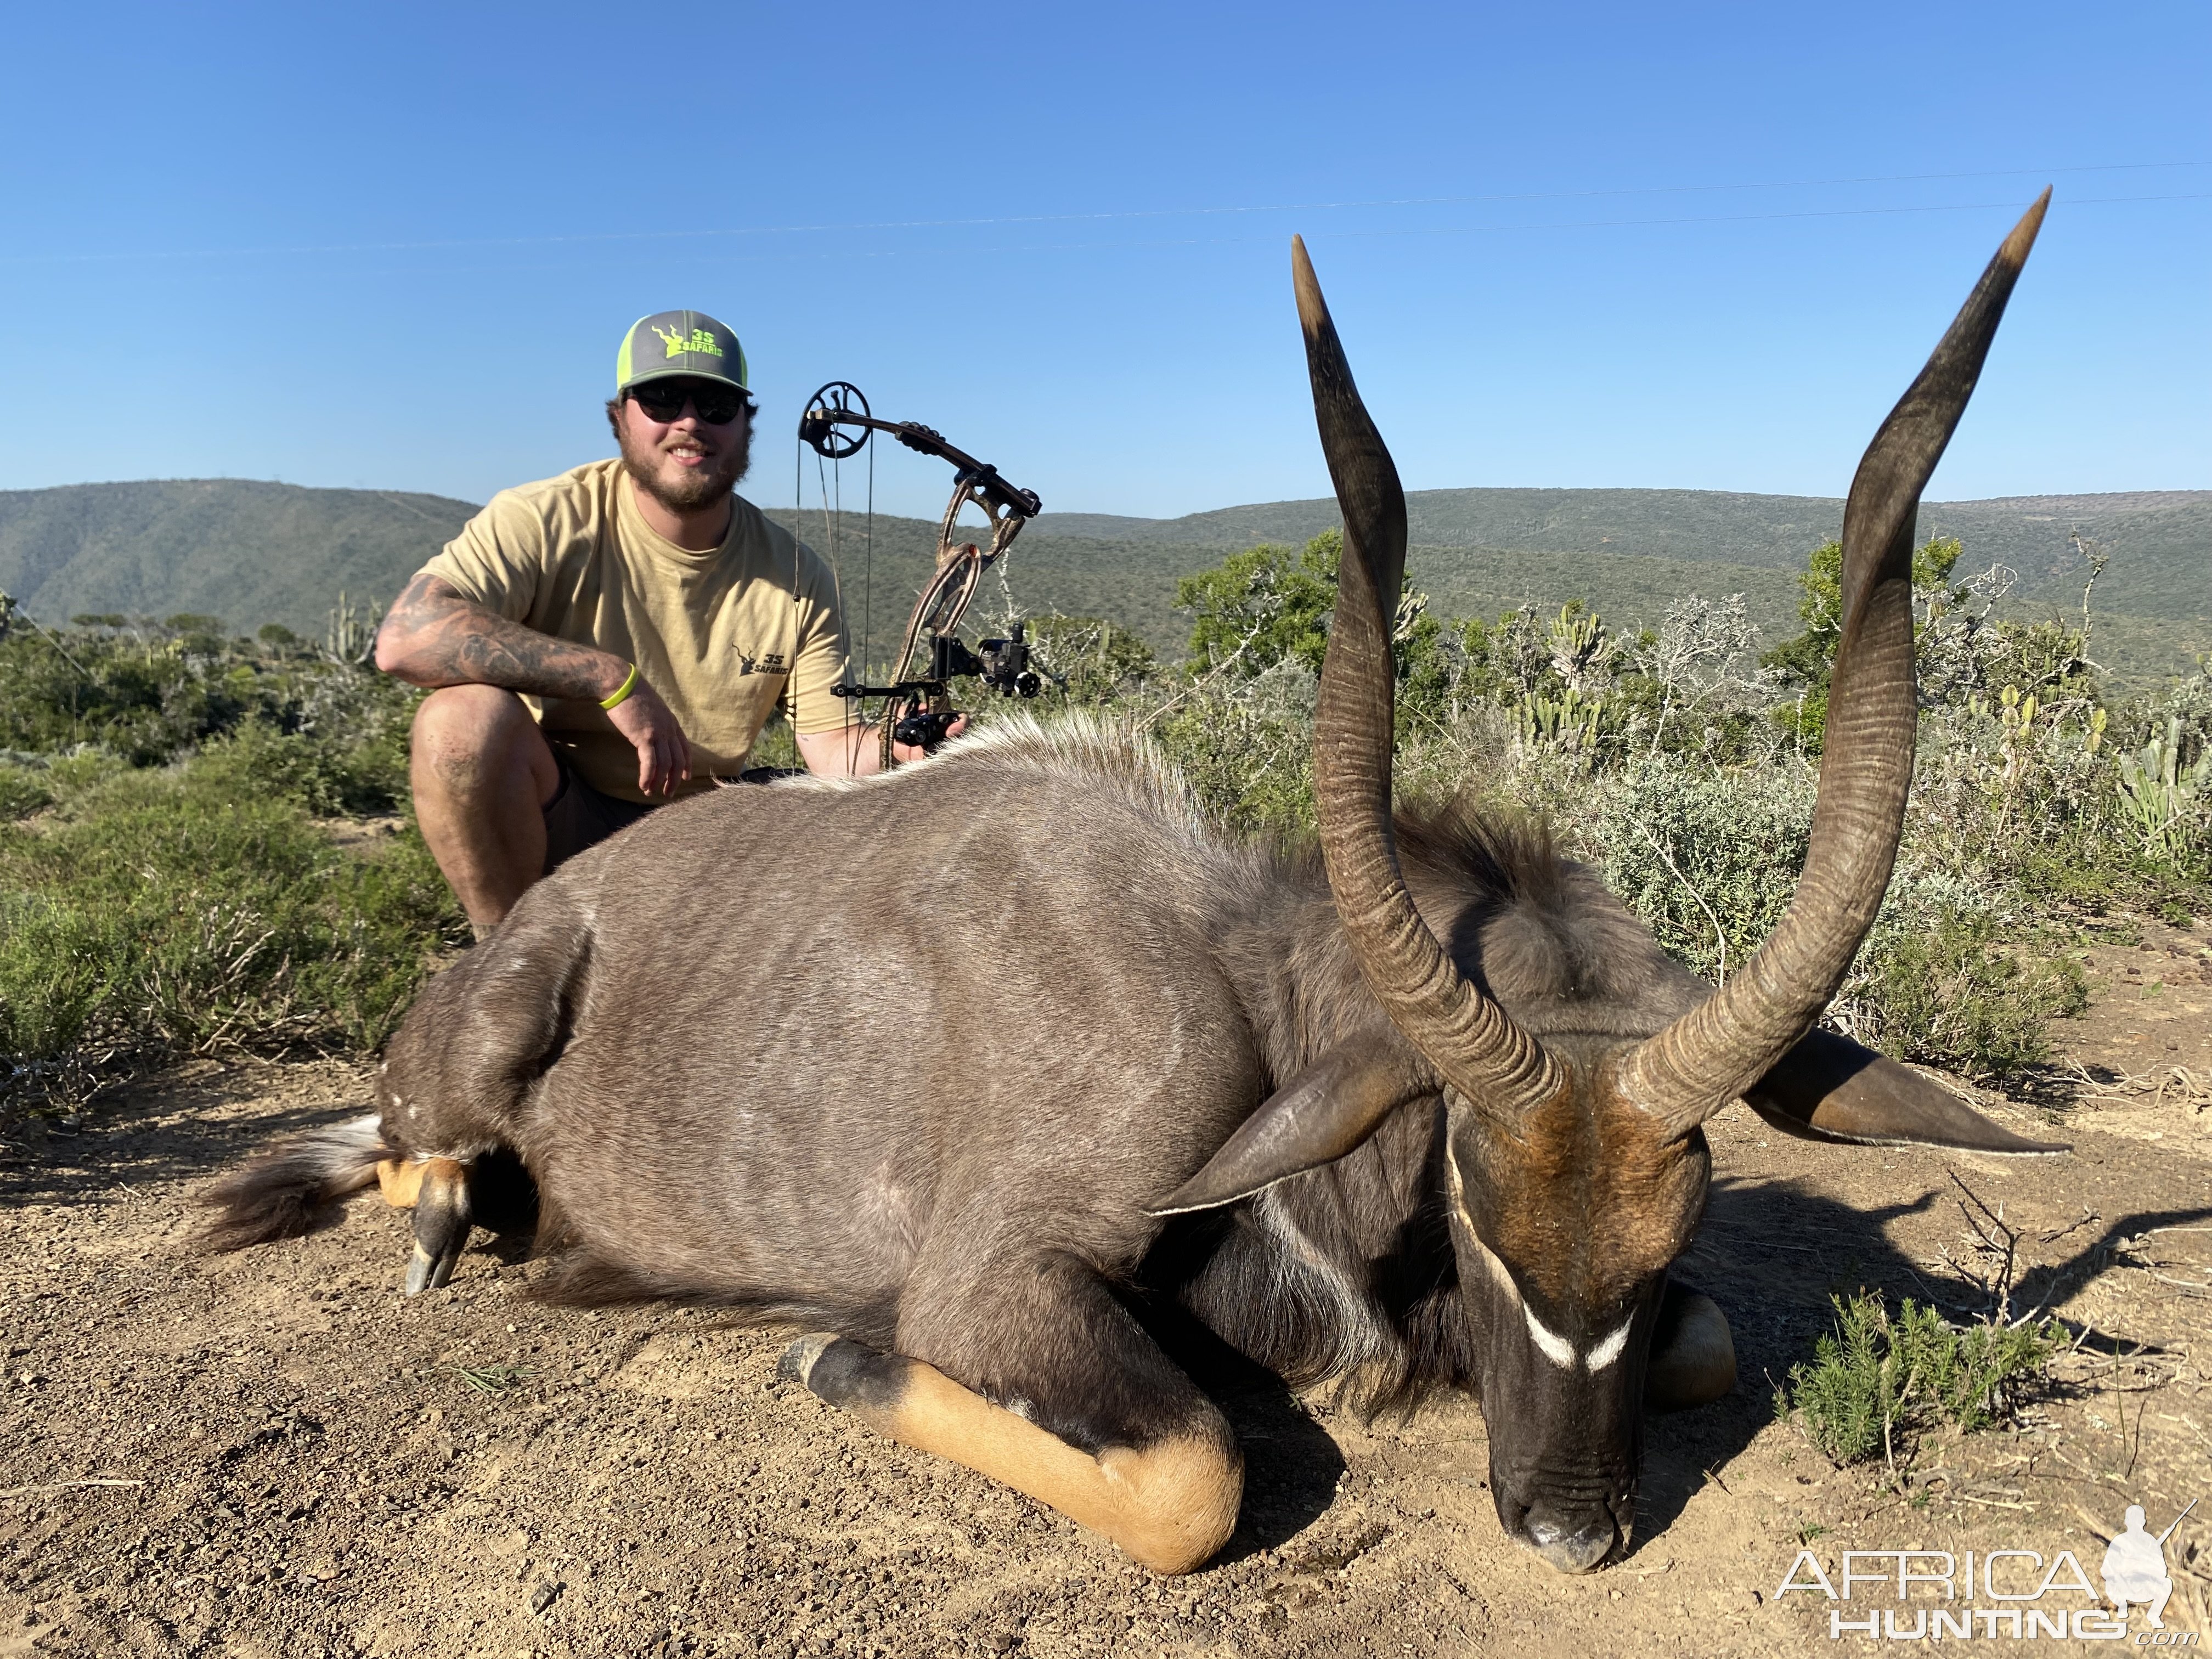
[{"x1": 1522, "y1": 1507, "x2": 1617, "y2": 1575}]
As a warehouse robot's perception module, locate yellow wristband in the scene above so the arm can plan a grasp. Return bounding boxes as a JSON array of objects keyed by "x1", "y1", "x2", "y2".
[{"x1": 599, "y1": 662, "x2": 640, "y2": 710}]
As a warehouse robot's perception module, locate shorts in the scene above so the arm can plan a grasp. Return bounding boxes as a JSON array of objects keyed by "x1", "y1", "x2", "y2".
[{"x1": 541, "y1": 749, "x2": 656, "y2": 874}]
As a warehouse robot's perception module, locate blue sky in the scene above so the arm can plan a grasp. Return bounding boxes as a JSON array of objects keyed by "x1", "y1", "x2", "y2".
[{"x1": 2, "y1": 1, "x2": 2204, "y2": 520}]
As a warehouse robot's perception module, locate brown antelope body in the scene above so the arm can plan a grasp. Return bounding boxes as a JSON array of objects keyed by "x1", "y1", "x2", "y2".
[{"x1": 206, "y1": 201, "x2": 2059, "y2": 1575}]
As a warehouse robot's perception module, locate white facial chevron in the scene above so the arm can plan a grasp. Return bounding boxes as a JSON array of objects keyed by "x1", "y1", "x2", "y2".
[
  {"x1": 1522, "y1": 1304, "x2": 1577, "y2": 1368},
  {"x1": 1585, "y1": 1316, "x2": 1634, "y2": 1372},
  {"x1": 1451, "y1": 1140, "x2": 1638, "y2": 1374}
]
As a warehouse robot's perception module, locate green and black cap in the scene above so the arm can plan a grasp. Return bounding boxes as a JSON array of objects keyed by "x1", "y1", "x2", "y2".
[{"x1": 615, "y1": 309, "x2": 749, "y2": 394}]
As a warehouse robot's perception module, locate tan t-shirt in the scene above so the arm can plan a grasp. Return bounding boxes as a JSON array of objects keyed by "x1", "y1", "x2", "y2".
[{"x1": 421, "y1": 459, "x2": 849, "y2": 804}]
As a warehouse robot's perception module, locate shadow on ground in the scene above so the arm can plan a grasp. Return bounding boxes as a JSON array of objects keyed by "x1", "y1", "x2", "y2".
[{"x1": 0, "y1": 1065, "x2": 369, "y2": 1208}]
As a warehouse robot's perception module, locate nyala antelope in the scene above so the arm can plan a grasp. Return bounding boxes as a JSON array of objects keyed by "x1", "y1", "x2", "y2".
[{"x1": 206, "y1": 197, "x2": 2060, "y2": 1575}]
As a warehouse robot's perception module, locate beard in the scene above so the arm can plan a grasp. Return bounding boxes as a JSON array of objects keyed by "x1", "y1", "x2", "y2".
[{"x1": 619, "y1": 417, "x2": 752, "y2": 515}]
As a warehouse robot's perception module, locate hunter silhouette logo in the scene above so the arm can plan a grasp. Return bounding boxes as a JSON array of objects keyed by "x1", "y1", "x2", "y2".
[
  {"x1": 652, "y1": 323, "x2": 724, "y2": 360},
  {"x1": 2104, "y1": 1499, "x2": 2195, "y2": 1630}
]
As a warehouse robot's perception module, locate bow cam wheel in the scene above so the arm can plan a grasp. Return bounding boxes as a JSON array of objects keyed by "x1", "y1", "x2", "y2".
[{"x1": 799, "y1": 381, "x2": 872, "y2": 459}]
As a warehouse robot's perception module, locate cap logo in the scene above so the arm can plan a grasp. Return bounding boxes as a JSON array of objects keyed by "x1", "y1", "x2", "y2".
[{"x1": 651, "y1": 323, "x2": 725, "y2": 361}]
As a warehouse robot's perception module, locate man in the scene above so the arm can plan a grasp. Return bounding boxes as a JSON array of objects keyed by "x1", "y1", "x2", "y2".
[{"x1": 375, "y1": 309, "x2": 916, "y2": 935}]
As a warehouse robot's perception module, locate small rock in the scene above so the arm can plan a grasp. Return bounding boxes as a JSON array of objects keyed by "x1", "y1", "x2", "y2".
[{"x1": 529, "y1": 1582, "x2": 563, "y2": 1616}]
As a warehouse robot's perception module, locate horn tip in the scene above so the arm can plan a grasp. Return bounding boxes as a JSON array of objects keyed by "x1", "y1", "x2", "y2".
[
  {"x1": 2000, "y1": 189, "x2": 2052, "y2": 269},
  {"x1": 1291, "y1": 236, "x2": 1325, "y2": 333}
]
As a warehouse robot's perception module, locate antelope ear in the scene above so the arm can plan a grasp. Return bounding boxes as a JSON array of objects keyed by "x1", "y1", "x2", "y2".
[
  {"x1": 1152, "y1": 1041, "x2": 1435, "y2": 1215},
  {"x1": 1743, "y1": 1029, "x2": 2066, "y2": 1155}
]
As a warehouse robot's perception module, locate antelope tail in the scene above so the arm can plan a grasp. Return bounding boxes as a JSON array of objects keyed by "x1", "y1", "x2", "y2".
[{"x1": 196, "y1": 1114, "x2": 392, "y2": 1252}]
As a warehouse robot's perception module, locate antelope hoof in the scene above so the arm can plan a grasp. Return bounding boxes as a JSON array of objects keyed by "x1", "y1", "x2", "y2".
[
  {"x1": 402, "y1": 1158, "x2": 473, "y2": 1296},
  {"x1": 1645, "y1": 1285, "x2": 1736, "y2": 1414},
  {"x1": 778, "y1": 1334, "x2": 838, "y2": 1390}
]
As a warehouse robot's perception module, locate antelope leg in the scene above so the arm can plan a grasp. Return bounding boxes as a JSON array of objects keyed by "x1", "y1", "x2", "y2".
[
  {"x1": 400, "y1": 1158, "x2": 473, "y2": 1295},
  {"x1": 375, "y1": 1156, "x2": 428, "y2": 1208},
  {"x1": 779, "y1": 1334, "x2": 1239, "y2": 1575},
  {"x1": 1644, "y1": 1280, "x2": 1736, "y2": 1414},
  {"x1": 377, "y1": 1150, "x2": 539, "y2": 1232}
]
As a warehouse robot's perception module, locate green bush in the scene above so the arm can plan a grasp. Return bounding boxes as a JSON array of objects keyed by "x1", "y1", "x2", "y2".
[
  {"x1": 1025, "y1": 614, "x2": 1158, "y2": 704},
  {"x1": 1584, "y1": 760, "x2": 1814, "y2": 980},
  {"x1": 0, "y1": 753, "x2": 461, "y2": 1110},
  {"x1": 1175, "y1": 534, "x2": 1339, "y2": 675},
  {"x1": 1852, "y1": 900, "x2": 2087, "y2": 1076},
  {"x1": 1153, "y1": 659, "x2": 1318, "y2": 833},
  {"x1": 0, "y1": 619, "x2": 417, "y2": 783},
  {"x1": 1778, "y1": 1291, "x2": 2062, "y2": 1467},
  {"x1": 0, "y1": 760, "x2": 54, "y2": 821},
  {"x1": 191, "y1": 717, "x2": 410, "y2": 817}
]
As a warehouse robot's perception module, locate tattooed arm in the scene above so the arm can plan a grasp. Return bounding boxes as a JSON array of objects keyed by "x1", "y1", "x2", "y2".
[{"x1": 374, "y1": 572, "x2": 692, "y2": 796}]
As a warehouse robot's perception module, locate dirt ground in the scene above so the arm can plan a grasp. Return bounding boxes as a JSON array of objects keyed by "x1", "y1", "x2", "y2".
[{"x1": 3, "y1": 920, "x2": 2208, "y2": 1658}]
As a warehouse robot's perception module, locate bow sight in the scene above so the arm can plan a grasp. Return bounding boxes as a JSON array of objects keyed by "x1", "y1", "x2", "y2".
[{"x1": 799, "y1": 381, "x2": 1046, "y2": 768}]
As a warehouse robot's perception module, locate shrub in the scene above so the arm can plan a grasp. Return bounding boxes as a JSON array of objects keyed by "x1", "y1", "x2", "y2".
[
  {"x1": 1583, "y1": 760, "x2": 1814, "y2": 981},
  {"x1": 0, "y1": 616, "x2": 419, "y2": 782},
  {"x1": 1175, "y1": 534, "x2": 1339, "y2": 675},
  {"x1": 192, "y1": 718, "x2": 409, "y2": 817},
  {"x1": 1152, "y1": 658, "x2": 1318, "y2": 833},
  {"x1": 1849, "y1": 899, "x2": 2087, "y2": 1076},
  {"x1": 1025, "y1": 614, "x2": 1158, "y2": 704},
  {"x1": 0, "y1": 759, "x2": 54, "y2": 821},
  {"x1": 1778, "y1": 1291, "x2": 2062, "y2": 1468}
]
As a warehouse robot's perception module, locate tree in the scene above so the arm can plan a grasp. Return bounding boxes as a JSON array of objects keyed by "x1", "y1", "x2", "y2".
[
  {"x1": 1175, "y1": 532, "x2": 1340, "y2": 676},
  {"x1": 1763, "y1": 535, "x2": 1968, "y2": 752}
]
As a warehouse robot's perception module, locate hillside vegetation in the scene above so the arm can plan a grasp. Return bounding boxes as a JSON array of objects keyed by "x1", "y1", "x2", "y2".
[
  {"x1": 3, "y1": 478, "x2": 2203, "y2": 685},
  {"x1": 2, "y1": 521, "x2": 2205, "y2": 1122}
]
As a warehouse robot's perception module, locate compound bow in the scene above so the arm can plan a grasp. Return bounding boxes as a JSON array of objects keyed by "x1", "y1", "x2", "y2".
[{"x1": 798, "y1": 381, "x2": 1046, "y2": 769}]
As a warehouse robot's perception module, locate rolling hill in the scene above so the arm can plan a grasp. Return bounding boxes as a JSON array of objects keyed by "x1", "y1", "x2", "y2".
[{"x1": 2, "y1": 477, "x2": 2202, "y2": 683}]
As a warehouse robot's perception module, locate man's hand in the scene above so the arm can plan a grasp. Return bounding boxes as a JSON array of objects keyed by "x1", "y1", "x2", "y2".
[
  {"x1": 795, "y1": 714, "x2": 967, "y2": 779},
  {"x1": 892, "y1": 713, "x2": 966, "y2": 765},
  {"x1": 376, "y1": 573, "x2": 696, "y2": 796},
  {"x1": 607, "y1": 676, "x2": 693, "y2": 797}
]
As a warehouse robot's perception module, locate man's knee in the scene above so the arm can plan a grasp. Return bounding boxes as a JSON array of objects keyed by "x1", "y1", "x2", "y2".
[{"x1": 411, "y1": 686, "x2": 555, "y2": 800}]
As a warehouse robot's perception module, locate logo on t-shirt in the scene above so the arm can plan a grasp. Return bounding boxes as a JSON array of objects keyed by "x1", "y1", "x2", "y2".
[{"x1": 735, "y1": 648, "x2": 787, "y2": 677}]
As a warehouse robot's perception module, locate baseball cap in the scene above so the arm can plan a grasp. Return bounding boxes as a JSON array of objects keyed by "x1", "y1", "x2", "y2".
[{"x1": 615, "y1": 310, "x2": 749, "y2": 394}]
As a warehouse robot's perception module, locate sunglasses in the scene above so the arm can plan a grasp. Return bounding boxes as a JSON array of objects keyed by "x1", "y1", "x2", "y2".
[{"x1": 628, "y1": 382, "x2": 751, "y2": 425}]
